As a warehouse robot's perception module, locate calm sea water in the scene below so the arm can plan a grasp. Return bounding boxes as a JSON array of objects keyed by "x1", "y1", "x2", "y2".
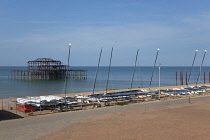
[{"x1": 0, "y1": 66, "x2": 209, "y2": 99}]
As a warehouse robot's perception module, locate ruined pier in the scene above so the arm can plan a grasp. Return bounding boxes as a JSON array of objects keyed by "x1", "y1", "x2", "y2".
[{"x1": 10, "y1": 58, "x2": 87, "y2": 80}]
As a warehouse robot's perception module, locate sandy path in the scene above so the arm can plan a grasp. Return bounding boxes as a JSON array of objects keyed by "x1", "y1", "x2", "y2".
[{"x1": 40, "y1": 100, "x2": 210, "y2": 140}]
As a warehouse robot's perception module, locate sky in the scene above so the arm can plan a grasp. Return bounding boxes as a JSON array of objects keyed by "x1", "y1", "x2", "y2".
[{"x1": 0, "y1": 0, "x2": 210, "y2": 66}]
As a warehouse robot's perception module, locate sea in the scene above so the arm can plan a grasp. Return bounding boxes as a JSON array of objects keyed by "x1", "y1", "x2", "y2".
[{"x1": 0, "y1": 66, "x2": 209, "y2": 99}]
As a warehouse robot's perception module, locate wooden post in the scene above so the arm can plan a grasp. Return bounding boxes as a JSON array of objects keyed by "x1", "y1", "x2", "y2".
[
  {"x1": 180, "y1": 72, "x2": 183, "y2": 85},
  {"x1": 182, "y1": 72, "x2": 184, "y2": 85},
  {"x1": 209, "y1": 72, "x2": 210, "y2": 83},
  {"x1": 186, "y1": 72, "x2": 188, "y2": 85},
  {"x1": 176, "y1": 72, "x2": 177, "y2": 86},
  {"x1": 204, "y1": 72, "x2": 206, "y2": 84}
]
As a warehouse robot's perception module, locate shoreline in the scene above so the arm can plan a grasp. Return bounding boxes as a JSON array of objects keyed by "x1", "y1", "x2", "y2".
[
  {"x1": 55, "y1": 83, "x2": 210, "y2": 98},
  {"x1": 1, "y1": 83, "x2": 209, "y2": 110},
  {"x1": 0, "y1": 83, "x2": 209, "y2": 113},
  {"x1": 0, "y1": 83, "x2": 209, "y2": 101}
]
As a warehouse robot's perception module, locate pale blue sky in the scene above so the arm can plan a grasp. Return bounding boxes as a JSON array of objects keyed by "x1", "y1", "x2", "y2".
[{"x1": 0, "y1": 0, "x2": 210, "y2": 66}]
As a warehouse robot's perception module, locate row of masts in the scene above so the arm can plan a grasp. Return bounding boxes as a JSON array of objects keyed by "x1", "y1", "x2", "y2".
[
  {"x1": 53, "y1": 44, "x2": 208, "y2": 110},
  {"x1": 177, "y1": 50, "x2": 207, "y2": 87},
  {"x1": 63, "y1": 44, "x2": 208, "y2": 98},
  {"x1": 91, "y1": 48, "x2": 208, "y2": 94},
  {"x1": 91, "y1": 48, "x2": 160, "y2": 95}
]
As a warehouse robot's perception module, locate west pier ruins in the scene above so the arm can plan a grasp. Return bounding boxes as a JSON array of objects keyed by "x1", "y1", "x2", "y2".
[{"x1": 10, "y1": 58, "x2": 87, "y2": 80}]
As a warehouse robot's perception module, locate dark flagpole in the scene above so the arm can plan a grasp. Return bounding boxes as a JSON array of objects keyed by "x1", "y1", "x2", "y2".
[
  {"x1": 130, "y1": 49, "x2": 139, "y2": 90},
  {"x1": 187, "y1": 50, "x2": 198, "y2": 86},
  {"x1": 196, "y1": 50, "x2": 207, "y2": 87},
  {"x1": 149, "y1": 48, "x2": 160, "y2": 90},
  {"x1": 105, "y1": 47, "x2": 114, "y2": 94},
  {"x1": 64, "y1": 43, "x2": 71, "y2": 109},
  {"x1": 93, "y1": 48, "x2": 103, "y2": 94}
]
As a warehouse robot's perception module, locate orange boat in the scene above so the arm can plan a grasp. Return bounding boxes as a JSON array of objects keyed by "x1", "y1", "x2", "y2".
[
  {"x1": 16, "y1": 104, "x2": 36, "y2": 112},
  {"x1": 137, "y1": 96, "x2": 145, "y2": 99},
  {"x1": 160, "y1": 94, "x2": 166, "y2": 98}
]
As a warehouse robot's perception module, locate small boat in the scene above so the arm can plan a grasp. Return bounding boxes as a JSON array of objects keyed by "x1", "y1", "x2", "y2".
[
  {"x1": 137, "y1": 96, "x2": 145, "y2": 99},
  {"x1": 16, "y1": 104, "x2": 36, "y2": 112},
  {"x1": 159, "y1": 94, "x2": 166, "y2": 98}
]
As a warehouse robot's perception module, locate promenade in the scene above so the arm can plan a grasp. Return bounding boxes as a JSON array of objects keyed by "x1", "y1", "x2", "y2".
[{"x1": 1, "y1": 95, "x2": 210, "y2": 140}]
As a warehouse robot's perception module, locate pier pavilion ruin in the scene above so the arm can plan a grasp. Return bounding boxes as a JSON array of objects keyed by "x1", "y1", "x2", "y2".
[{"x1": 10, "y1": 58, "x2": 87, "y2": 80}]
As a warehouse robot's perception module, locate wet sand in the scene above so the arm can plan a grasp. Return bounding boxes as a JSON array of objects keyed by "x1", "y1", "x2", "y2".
[{"x1": 40, "y1": 100, "x2": 210, "y2": 140}]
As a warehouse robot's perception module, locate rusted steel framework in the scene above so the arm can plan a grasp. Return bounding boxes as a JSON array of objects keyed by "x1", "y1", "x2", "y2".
[{"x1": 11, "y1": 58, "x2": 87, "y2": 80}]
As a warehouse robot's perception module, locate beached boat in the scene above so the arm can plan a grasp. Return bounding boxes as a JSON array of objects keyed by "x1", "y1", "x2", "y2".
[
  {"x1": 16, "y1": 104, "x2": 36, "y2": 112},
  {"x1": 137, "y1": 96, "x2": 145, "y2": 99}
]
